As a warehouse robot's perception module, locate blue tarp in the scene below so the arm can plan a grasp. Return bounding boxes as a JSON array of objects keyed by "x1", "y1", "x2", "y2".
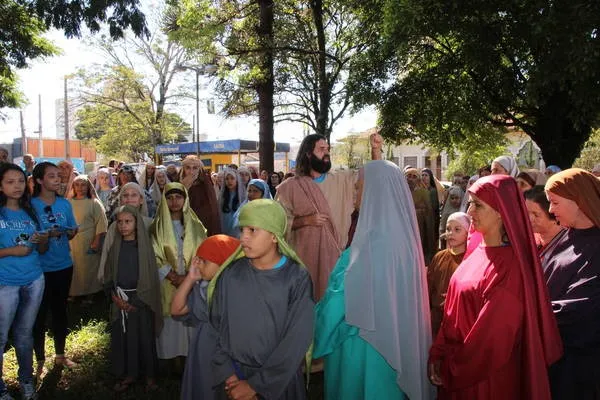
[{"x1": 156, "y1": 139, "x2": 290, "y2": 155}]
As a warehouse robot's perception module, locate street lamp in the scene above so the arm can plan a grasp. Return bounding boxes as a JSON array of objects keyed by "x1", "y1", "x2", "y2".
[{"x1": 176, "y1": 64, "x2": 217, "y2": 155}]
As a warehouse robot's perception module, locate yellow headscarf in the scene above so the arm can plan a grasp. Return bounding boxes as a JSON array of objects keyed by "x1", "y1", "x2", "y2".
[{"x1": 151, "y1": 182, "x2": 207, "y2": 315}]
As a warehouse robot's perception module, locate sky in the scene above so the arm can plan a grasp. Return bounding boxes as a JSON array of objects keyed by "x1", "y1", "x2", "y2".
[{"x1": 0, "y1": 15, "x2": 378, "y2": 148}]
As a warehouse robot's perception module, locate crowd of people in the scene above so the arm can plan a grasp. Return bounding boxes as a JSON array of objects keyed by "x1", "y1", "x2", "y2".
[{"x1": 0, "y1": 137, "x2": 599, "y2": 400}]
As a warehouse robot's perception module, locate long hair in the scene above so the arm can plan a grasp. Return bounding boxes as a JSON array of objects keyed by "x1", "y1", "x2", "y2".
[
  {"x1": 0, "y1": 163, "x2": 41, "y2": 229},
  {"x1": 32, "y1": 161, "x2": 59, "y2": 198},
  {"x1": 295, "y1": 134, "x2": 327, "y2": 176},
  {"x1": 422, "y1": 168, "x2": 435, "y2": 188},
  {"x1": 524, "y1": 185, "x2": 555, "y2": 221}
]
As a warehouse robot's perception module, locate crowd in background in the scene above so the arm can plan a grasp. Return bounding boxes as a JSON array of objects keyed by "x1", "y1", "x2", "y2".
[{"x1": 0, "y1": 141, "x2": 599, "y2": 400}]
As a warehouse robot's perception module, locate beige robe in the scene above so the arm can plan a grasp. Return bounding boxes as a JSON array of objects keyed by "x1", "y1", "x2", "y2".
[
  {"x1": 276, "y1": 170, "x2": 356, "y2": 300},
  {"x1": 69, "y1": 198, "x2": 108, "y2": 296}
]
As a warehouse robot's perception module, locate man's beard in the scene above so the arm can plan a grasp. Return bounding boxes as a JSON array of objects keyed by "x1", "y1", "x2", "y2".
[{"x1": 310, "y1": 155, "x2": 332, "y2": 174}]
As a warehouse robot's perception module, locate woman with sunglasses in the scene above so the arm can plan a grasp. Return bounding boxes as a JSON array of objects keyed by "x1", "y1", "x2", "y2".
[{"x1": 31, "y1": 162, "x2": 79, "y2": 375}]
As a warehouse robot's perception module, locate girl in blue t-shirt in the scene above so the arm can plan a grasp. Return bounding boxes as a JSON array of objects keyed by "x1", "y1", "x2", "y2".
[
  {"x1": 0, "y1": 163, "x2": 49, "y2": 400},
  {"x1": 31, "y1": 162, "x2": 79, "y2": 374}
]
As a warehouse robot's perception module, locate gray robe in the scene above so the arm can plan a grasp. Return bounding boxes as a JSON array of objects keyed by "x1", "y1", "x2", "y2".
[
  {"x1": 176, "y1": 281, "x2": 218, "y2": 400},
  {"x1": 210, "y1": 258, "x2": 314, "y2": 400}
]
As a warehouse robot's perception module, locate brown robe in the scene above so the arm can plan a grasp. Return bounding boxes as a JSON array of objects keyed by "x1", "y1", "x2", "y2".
[
  {"x1": 412, "y1": 187, "x2": 436, "y2": 263},
  {"x1": 427, "y1": 248, "x2": 464, "y2": 336},
  {"x1": 276, "y1": 175, "x2": 345, "y2": 300},
  {"x1": 188, "y1": 172, "x2": 222, "y2": 236}
]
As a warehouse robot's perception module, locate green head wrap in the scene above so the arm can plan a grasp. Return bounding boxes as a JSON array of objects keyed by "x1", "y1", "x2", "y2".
[{"x1": 208, "y1": 199, "x2": 304, "y2": 302}]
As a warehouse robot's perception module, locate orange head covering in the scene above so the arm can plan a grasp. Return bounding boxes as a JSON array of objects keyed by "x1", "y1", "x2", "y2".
[
  {"x1": 195, "y1": 234, "x2": 240, "y2": 266},
  {"x1": 545, "y1": 168, "x2": 600, "y2": 228}
]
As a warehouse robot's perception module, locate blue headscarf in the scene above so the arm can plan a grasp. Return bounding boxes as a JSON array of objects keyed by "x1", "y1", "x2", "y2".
[
  {"x1": 546, "y1": 165, "x2": 561, "y2": 174},
  {"x1": 231, "y1": 179, "x2": 272, "y2": 237}
]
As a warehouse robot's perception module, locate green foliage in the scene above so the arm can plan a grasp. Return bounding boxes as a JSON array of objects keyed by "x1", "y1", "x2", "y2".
[
  {"x1": 349, "y1": 0, "x2": 600, "y2": 167},
  {"x1": 0, "y1": 0, "x2": 147, "y2": 115},
  {"x1": 169, "y1": 0, "x2": 369, "y2": 140},
  {"x1": 444, "y1": 125, "x2": 508, "y2": 178},
  {"x1": 0, "y1": 0, "x2": 58, "y2": 110},
  {"x1": 573, "y1": 129, "x2": 600, "y2": 170},
  {"x1": 331, "y1": 134, "x2": 370, "y2": 168},
  {"x1": 75, "y1": 100, "x2": 189, "y2": 161}
]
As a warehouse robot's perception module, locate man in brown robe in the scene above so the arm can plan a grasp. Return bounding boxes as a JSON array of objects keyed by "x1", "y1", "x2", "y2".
[
  {"x1": 188, "y1": 171, "x2": 222, "y2": 236},
  {"x1": 276, "y1": 133, "x2": 382, "y2": 300}
]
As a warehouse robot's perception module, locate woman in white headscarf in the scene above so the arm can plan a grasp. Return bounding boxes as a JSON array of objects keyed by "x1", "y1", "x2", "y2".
[
  {"x1": 492, "y1": 156, "x2": 520, "y2": 177},
  {"x1": 149, "y1": 166, "x2": 170, "y2": 208},
  {"x1": 314, "y1": 160, "x2": 435, "y2": 400}
]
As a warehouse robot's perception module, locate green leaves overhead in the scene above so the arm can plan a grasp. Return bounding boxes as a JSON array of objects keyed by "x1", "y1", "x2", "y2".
[{"x1": 350, "y1": 0, "x2": 600, "y2": 167}]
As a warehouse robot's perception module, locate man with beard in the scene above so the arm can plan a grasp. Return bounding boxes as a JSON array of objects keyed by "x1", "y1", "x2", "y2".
[{"x1": 276, "y1": 133, "x2": 382, "y2": 300}]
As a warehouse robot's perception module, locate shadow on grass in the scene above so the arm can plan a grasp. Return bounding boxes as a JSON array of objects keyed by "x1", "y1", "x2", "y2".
[{"x1": 3, "y1": 293, "x2": 324, "y2": 399}]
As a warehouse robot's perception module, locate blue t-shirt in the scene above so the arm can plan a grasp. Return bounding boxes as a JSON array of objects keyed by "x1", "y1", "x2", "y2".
[
  {"x1": 0, "y1": 207, "x2": 43, "y2": 285},
  {"x1": 32, "y1": 197, "x2": 76, "y2": 272}
]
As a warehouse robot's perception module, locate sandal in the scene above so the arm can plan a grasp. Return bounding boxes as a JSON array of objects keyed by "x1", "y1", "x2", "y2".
[{"x1": 113, "y1": 377, "x2": 135, "y2": 392}]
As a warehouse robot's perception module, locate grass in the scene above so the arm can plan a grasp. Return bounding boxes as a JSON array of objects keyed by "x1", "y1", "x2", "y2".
[{"x1": 2, "y1": 297, "x2": 324, "y2": 399}]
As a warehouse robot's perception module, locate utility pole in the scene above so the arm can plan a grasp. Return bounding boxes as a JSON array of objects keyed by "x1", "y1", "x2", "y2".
[
  {"x1": 38, "y1": 94, "x2": 43, "y2": 156},
  {"x1": 64, "y1": 76, "x2": 70, "y2": 160},
  {"x1": 19, "y1": 111, "x2": 27, "y2": 155}
]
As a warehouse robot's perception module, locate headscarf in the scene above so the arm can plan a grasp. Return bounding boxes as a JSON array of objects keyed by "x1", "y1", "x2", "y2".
[
  {"x1": 468, "y1": 175, "x2": 563, "y2": 398},
  {"x1": 208, "y1": 199, "x2": 304, "y2": 303},
  {"x1": 422, "y1": 168, "x2": 445, "y2": 202},
  {"x1": 231, "y1": 179, "x2": 273, "y2": 237},
  {"x1": 150, "y1": 167, "x2": 170, "y2": 206},
  {"x1": 518, "y1": 169, "x2": 547, "y2": 187},
  {"x1": 493, "y1": 155, "x2": 520, "y2": 177},
  {"x1": 103, "y1": 205, "x2": 163, "y2": 335},
  {"x1": 545, "y1": 165, "x2": 562, "y2": 174},
  {"x1": 70, "y1": 174, "x2": 99, "y2": 199},
  {"x1": 137, "y1": 162, "x2": 155, "y2": 191},
  {"x1": 219, "y1": 168, "x2": 247, "y2": 213},
  {"x1": 345, "y1": 160, "x2": 435, "y2": 400},
  {"x1": 440, "y1": 186, "x2": 464, "y2": 232},
  {"x1": 237, "y1": 166, "x2": 252, "y2": 187},
  {"x1": 151, "y1": 182, "x2": 207, "y2": 315},
  {"x1": 179, "y1": 156, "x2": 204, "y2": 189},
  {"x1": 195, "y1": 235, "x2": 240, "y2": 266},
  {"x1": 118, "y1": 182, "x2": 149, "y2": 217},
  {"x1": 446, "y1": 211, "x2": 471, "y2": 231},
  {"x1": 95, "y1": 167, "x2": 115, "y2": 191},
  {"x1": 57, "y1": 159, "x2": 76, "y2": 199},
  {"x1": 545, "y1": 168, "x2": 600, "y2": 228},
  {"x1": 459, "y1": 175, "x2": 478, "y2": 212},
  {"x1": 404, "y1": 167, "x2": 426, "y2": 189}
]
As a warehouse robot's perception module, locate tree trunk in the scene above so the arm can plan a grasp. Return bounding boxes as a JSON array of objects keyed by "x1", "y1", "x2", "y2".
[
  {"x1": 257, "y1": 0, "x2": 275, "y2": 173},
  {"x1": 529, "y1": 91, "x2": 591, "y2": 169},
  {"x1": 311, "y1": 0, "x2": 331, "y2": 141}
]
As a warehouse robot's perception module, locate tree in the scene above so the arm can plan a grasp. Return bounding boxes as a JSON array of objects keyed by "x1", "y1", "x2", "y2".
[
  {"x1": 169, "y1": 0, "x2": 370, "y2": 171},
  {"x1": 573, "y1": 128, "x2": 600, "y2": 171},
  {"x1": 331, "y1": 134, "x2": 370, "y2": 168},
  {"x1": 348, "y1": 0, "x2": 600, "y2": 168},
  {"x1": 75, "y1": 25, "x2": 192, "y2": 158},
  {"x1": 76, "y1": 102, "x2": 189, "y2": 160},
  {"x1": 0, "y1": 0, "x2": 147, "y2": 113}
]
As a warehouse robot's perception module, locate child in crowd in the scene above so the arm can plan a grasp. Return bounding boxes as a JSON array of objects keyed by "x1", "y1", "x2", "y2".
[
  {"x1": 427, "y1": 212, "x2": 470, "y2": 336},
  {"x1": 0, "y1": 163, "x2": 48, "y2": 400},
  {"x1": 31, "y1": 162, "x2": 79, "y2": 373},
  {"x1": 171, "y1": 235, "x2": 241, "y2": 400},
  {"x1": 208, "y1": 199, "x2": 314, "y2": 400},
  {"x1": 98, "y1": 182, "x2": 152, "y2": 283},
  {"x1": 103, "y1": 205, "x2": 163, "y2": 392},
  {"x1": 151, "y1": 183, "x2": 206, "y2": 361}
]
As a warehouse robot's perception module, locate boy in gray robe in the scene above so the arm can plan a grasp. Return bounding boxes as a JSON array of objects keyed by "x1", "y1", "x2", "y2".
[{"x1": 208, "y1": 199, "x2": 315, "y2": 400}]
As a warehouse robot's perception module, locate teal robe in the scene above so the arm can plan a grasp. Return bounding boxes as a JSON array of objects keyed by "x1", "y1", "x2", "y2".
[{"x1": 314, "y1": 249, "x2": 407, "y2": 400}]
